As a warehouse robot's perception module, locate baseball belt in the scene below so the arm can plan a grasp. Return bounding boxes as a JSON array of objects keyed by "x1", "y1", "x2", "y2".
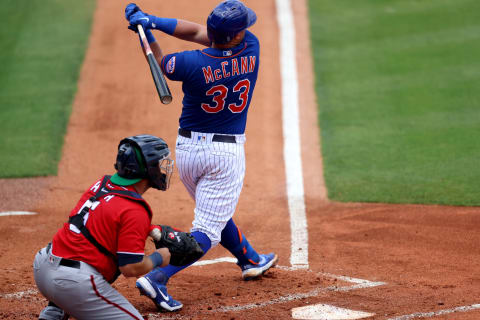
[
  {"x1": 178, "y1": 128, "x2": 237, "y2": 143},
  {"x1": 46, "y1": 243, "x2": 81, "y2": 269}
]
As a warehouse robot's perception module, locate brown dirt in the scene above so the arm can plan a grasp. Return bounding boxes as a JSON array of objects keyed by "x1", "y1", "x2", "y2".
[{"x1": 1, "y1": 0, "x2": 479, "y2": 319}]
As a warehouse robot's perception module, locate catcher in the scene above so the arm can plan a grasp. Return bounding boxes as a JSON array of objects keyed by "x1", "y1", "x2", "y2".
[{"x1": 33, "y1": 134, "x2": 203, "y2": 320}]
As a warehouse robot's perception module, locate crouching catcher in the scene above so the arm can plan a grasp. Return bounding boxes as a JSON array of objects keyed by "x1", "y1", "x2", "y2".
[{"x1": 33, "y1": 134, "x2": 200, "y2": 320}]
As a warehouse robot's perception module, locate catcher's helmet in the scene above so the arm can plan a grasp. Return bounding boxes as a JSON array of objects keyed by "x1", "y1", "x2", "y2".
[
  {"x1": 112, "y1": 134, "x2": 174, "y2": 191},
  {"x1": 207, "y1": 0, "x2": 257, "y2": 44}
]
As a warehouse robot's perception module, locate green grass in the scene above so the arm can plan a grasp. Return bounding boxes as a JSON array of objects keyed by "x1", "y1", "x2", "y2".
[
  {"x1": 309, "y1": 0, "x2": 480, "y2": 205},
  {"x1": 0, "y1": 0, "x2": 95, "y2": 177}
]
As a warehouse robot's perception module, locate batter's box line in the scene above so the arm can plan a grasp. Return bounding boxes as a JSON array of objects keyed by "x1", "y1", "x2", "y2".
[
  {"x1": 147, "y1": 281, "x2": 385, "y2": 319},
  {"x1": 387, "y1": 303, "x2": 480, "y2": 320},
  {"x1": 194, "y1": 257, "x2": 387, "y2": 287},
  {"x1": 0, "y1": 289, "x2": 38, "y2": 299},
  {"x1": 148, "y1": 260, "x2": 386, "y2": 319}
]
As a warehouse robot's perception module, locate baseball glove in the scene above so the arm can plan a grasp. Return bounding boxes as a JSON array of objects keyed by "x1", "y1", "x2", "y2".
[{"x1": 149, "y1": 225, "x2": 204, "y2": 266}]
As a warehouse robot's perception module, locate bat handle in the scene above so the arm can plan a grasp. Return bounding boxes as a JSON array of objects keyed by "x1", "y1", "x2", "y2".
[
  {"x1": 137, "y1": 25, "x2": 153, "y2": 56},
  {"x1": 135, "y1": 24, "x2": 173, "y2": 105}
]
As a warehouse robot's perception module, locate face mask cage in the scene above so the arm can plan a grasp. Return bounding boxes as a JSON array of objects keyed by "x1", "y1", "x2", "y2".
[{"x1": 158, "y1": 156, "x2": 174, "y2": 190}]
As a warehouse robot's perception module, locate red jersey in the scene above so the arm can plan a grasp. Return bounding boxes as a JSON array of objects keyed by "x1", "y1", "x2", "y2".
[{"x1": 52, "y1": 176, "x2": 152, "y2": 282}]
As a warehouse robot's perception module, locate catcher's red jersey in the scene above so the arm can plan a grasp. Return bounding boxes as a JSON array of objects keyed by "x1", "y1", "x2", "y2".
[{"x1": 52, "y1": 176, "x2": 152, "y2": 282}]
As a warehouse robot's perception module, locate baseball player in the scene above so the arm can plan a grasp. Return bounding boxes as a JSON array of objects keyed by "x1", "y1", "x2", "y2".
[
  {"x1": 34, "y1": 135, "x2": 179, "y2": 320},
  {"x1": 126, "y1": 0, "x2": 278, "y2": 312}
]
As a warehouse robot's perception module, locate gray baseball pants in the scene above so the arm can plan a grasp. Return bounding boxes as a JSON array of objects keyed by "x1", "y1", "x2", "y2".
[{"x1": 33, "y1": 245, "x2": 144, "y2": 320}]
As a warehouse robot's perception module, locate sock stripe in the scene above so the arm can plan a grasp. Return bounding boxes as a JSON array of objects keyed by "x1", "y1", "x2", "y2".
[{"x1": 237, "y1": 228, "x2": 243, "y2": 243}]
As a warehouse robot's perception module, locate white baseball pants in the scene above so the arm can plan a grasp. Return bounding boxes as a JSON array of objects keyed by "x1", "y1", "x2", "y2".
[{"x1": 175, "y1": 130, "x2": 246, "y2": 247}]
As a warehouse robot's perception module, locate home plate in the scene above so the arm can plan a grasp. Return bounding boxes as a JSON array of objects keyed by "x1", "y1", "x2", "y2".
[{"x1": 292, "y1": 304, "x2": 374, "y2": 319}]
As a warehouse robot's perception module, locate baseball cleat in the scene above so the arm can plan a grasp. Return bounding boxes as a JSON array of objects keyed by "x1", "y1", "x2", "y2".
[
  {"x1": 238, "y1": 253, "x2": 278, "y2": 281},
  {"x1": 136, "y1": 276, "x2": 183, "y2": 312}
]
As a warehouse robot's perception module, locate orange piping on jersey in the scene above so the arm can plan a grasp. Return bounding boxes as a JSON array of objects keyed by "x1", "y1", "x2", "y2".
[
  {"x1": 200, "y1": 42, "x2": 248, "y2": 59},
  {"x1": 160, "y1": 56, "x2": 167, "y2": 74}
]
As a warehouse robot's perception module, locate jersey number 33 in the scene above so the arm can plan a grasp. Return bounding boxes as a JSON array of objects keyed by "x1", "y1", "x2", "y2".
[{"x1": 201, "y1": 79, "x2": 251, "y2": 114}]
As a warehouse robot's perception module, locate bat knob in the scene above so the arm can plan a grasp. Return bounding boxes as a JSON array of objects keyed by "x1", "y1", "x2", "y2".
[{"x1": 161, "y1": 96, "x2": 173, "y2": 105}]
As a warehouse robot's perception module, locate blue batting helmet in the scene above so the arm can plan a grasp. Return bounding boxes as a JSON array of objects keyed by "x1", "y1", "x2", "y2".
[{"x1": 207, "y1": 0, "x2": 257, "y2": 44}]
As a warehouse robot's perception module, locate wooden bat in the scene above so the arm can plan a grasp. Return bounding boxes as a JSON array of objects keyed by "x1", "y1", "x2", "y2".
[{"x1": 137, "y1": 25, "x2": 172, "y2": 105}]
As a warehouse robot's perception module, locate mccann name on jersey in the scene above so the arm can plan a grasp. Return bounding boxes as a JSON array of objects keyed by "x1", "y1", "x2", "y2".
[{"x1": 202, "y1": 56, "x2": 256, "y2": 84}]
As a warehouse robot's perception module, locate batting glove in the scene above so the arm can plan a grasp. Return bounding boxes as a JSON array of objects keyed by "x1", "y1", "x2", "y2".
[
  {"x1": 125, "y1": 3, "x2": 142, "y2": 21},
  {"x1": 129, "y1": 12, "x2": 156, "y2": 31},
  {"x1": 129, "y1": 12, "x2": 178, "y2": 35}
]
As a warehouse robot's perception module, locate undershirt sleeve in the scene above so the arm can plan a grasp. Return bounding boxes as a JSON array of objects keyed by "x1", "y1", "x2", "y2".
[{"x1": 118, "y1": 252, "x2": 143, "y2": 266}]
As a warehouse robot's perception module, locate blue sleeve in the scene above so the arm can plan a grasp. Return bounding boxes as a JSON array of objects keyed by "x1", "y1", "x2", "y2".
[{"x1": 161, "y1": 52, "x2": 187, "y2": 81}]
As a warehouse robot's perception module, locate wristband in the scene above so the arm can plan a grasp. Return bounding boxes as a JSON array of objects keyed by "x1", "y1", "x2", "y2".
[
  {"x1": 148, "y1": 251, "x2": 163, "y2": 268},
  {"x1": 150, "y1": 16, "x2": 178, "y2": 35},
  {"x1": 145, "y1": 29, "x2": 156, "y2": 43},
  {"x1": 138, "y1": 29, "x2": 156, "y2": 48}
]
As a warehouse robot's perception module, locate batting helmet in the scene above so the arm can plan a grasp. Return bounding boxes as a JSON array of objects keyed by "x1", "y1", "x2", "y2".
[
  {"x1": 112, "y1": 134, "x2": 174, "y2": 191},
  {"x1": 207, "y1": 0, "x2": 257, "y2": 44}
]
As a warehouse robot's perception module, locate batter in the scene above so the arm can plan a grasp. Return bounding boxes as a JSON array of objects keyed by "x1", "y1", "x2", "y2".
[{"x1": 126, "y1": 0, "x2": 278, "y2": 312}]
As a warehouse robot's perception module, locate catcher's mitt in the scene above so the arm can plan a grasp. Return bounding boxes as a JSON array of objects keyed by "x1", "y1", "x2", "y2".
[{"x1": 150, "y1": 225, "x2": 204, "y2": 266}]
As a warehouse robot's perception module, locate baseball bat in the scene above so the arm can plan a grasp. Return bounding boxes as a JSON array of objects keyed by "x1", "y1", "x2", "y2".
[{"x1": 137, "y1": 25, "x2": 172, "y2": 105}]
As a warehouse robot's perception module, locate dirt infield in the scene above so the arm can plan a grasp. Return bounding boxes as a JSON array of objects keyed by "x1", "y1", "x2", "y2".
[{"x1": 1, "y1": 0, "x2": 479, "y2": 319}]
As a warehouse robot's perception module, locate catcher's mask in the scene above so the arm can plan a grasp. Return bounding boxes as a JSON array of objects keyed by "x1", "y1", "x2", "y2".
[
  {"x1": 206, "y1": 0, "x2": 257, "y2": 45},
  {"x1": 112, "y1": 134, "x2": 174, "y2": 191}
]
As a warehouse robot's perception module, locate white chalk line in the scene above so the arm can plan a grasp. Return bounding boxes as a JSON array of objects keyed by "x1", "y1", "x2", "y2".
[
  {"x1": 218, "y1": 276, "x2": 386, "y2": 313},
  {"x1": 0, "y1": 211, "x2": 38, "y2": 217},
  {"x1": 0, "y1": 262, "x2": 373, "y2": 301},
  {"x1": 146, "y1": 260, "x2": 385, "y2": 319},
  {"x1": 192, "y1": 256, "x2": 237, "y2": 266},
  {"x1": 388, "y1": 303, "x2": 480, "y2": 320},
  {"x1": 147, "y1": 279, "x2": 385, "y2": 319},
  {"x1": 276, "y1": 0, "x2": 309, "y2": 269},
  {"x1": 320, "y1": 272, "x2": 387, "y2": 286},
  {"x1": 0, "y1": 289, "x2": 38, "y2": 299},
  {"x1": 195, "y1": 258, "x2": 386, "y2": 287}
]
